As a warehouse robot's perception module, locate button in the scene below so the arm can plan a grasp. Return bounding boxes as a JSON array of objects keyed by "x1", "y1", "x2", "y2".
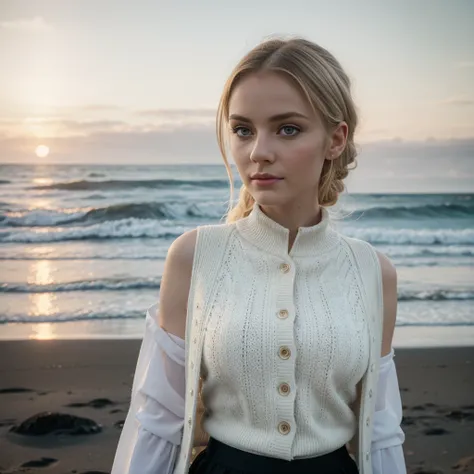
[
  {"x1": 188, "y1": 417, "x2": 192, "y2": 426},
  {"x1": 366, "y1": 451, "x2": 370, "y2": 461},
  {"x1": 278, "y1": 309, "x2": 289, "y2": 319},
  {"x1": 369, "y1": 389, "x2": 373, "y2": 398},
  {"x1": 370, "y1": 363, "x2": 374, "y2": 372},
  {"x1": 279, "y1": 263, "x2": 290, "y2": 273},
  {"x1": 278, "y1": 421, "x2": 291, "y2": 435},
  {"x1": 366, "y1": 416, "x2": 370, "y2": 426},
  {"x1": 278, "y1": 346, "x2": 291, "y2": 360},
  {"x1": 278, "y1": 382, "x2": 291, "y2": 396},
  {"x1": 190, "y1": 389, "x2": 194, "y2": 397}
]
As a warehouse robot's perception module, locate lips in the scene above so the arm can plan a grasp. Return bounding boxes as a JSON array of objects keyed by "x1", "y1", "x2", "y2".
[
  {"x1": 250, "y1": 174, "x2": 283, "y2": 187},
  {"x1": 250, "y1": 173, "x2": 282, "y2": 180}
]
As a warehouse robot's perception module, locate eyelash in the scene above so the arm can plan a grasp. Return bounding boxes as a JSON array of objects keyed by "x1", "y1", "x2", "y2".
[{"x1": 230, "y1": 125, "x2": 301, "y2": 138}]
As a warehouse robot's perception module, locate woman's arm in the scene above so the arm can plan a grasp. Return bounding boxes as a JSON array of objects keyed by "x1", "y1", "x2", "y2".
[
  {"x1": 159, "y1": 229, "x2": 197, "y2": 339},
  {"x1": 372, "y1": 251, "x2": 406, "y2": 473},
  {"x1": 111, "y1": 230, "x2": 197, "y2": 474},
  {"x1": 377, "y1": 252, "x2": 397, "y2": 358}
]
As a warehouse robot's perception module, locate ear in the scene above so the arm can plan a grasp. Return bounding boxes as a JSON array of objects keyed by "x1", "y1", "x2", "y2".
[{"x1": 326, "y1": 122, "x2": 348, "y2": 160}]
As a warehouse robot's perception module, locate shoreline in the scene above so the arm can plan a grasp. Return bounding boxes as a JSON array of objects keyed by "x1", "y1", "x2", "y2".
[
  {"x1": 0, "y1": 341, "x2": 473, "y2": 473},
  {"x1": 1, "y1": 321, "x2": 473, "y2": 348}
]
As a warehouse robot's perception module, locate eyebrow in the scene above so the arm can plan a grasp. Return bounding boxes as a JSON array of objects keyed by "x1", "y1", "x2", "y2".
[{"x1": 228, "y1": 112, "x2": 309, "y2": 123}]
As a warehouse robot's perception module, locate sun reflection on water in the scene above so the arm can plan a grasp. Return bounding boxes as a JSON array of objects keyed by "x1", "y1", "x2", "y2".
[
  {"x1": 32, "y1": 177, "x2": 53, "y2": 185},
  {"x1": 30, "y1": 322, "x2": 56, "y2": 340},
  {"x1": 28, "y1": 259, "x2": 57, "y2": 340},
  {"x1": 28, "y1": 260, "x2": 54, "y2": 285}
]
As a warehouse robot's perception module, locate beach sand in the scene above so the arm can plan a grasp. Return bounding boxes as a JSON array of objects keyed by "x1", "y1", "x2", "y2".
[{"x1": 0, "y1": 340, "x2": 473, "y2": 474}]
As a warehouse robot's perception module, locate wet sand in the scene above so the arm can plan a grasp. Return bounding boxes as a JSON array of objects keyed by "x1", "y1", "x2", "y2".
[{"x1": 0, "y1": 340, "x2": 473, "y2": 473}]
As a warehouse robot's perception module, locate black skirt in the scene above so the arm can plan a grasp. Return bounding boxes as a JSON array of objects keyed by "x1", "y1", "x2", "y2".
[{"x1": 189, "y1": 437, "x2": 359, "y2": 474}]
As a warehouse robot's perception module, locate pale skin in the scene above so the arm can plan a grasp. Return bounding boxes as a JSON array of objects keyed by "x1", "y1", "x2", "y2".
[{"x1": 159, "y1": 72, "x2": 398, "y2": 428}]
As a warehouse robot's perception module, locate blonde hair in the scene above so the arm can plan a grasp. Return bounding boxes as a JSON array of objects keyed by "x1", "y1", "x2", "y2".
[{"x1": 216, "y1": 37, "x2": 358, "y2": 223}]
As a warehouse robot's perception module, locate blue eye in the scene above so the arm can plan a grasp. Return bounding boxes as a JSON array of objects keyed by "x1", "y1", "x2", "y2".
[
  {"x1": 231, "y1": 125, "x2": 300, "y2": 138},
  {"x1": 232, "y1": 126, "x2": 252, "y2": 137},
  {"x1": 279, "y1": 125, "x2": 300, "y2": 136}
]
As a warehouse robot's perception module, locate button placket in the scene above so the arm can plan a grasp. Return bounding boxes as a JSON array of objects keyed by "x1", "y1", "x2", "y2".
[
  {"x1": 274, "y1": 256, "x2": 296, "y2": 454},
  {"x1": 278, "y1": 346, "x2": 291, "y2": 360},
  {"x1": 278, "y1": 382, "x2": 291, "y2": 396},
  {"x1": 278, "y1": 421, "x2": 291, "y2": 435},
  {"x1": 279, "y1": 262, "x2": 291, "y2": 273}
]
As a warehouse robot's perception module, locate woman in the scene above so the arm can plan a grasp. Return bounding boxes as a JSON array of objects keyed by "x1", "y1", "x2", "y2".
[{"x1": 112, "y1": 37, "x2": 406, "y2": 474}]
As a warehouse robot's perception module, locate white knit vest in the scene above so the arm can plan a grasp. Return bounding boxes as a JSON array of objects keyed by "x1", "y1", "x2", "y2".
[
  {"x1": 201, "y1": 204, "x2": 369, "y2": 459},
  {"x1": 173, "y1": 203, "x2": 384, "y2": 474}
]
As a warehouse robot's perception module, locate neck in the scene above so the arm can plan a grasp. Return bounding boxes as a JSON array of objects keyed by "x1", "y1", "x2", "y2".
[
  {"x1": 259, "y1": 204, "x2": 323, "y2": 252},
  {"x1": 235, "y1": 201, "x2": 339, "y2": 258}
]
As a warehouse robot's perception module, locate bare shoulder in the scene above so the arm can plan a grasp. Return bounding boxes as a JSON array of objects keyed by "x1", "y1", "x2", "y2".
[
  {"x1": 158, "y1": 229, "x2": 198, "y2": 339},
  {"x1": 375, "y1": 250, "x2": 398, "y2": 356},
  {"x1": 167, "y1": 227, "x2": 198, "y2": 264},
  {"x1": 375, "y1": 250, "x2": 397, "y2": 284}
]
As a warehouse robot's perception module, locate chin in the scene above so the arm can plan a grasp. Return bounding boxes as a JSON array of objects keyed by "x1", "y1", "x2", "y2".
[{"x1": 252, "y1": 190, "x2": 292, "y2": 208}]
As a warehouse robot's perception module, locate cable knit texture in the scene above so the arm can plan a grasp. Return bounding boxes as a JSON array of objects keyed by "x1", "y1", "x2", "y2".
[{"x1": 200, "y1": 204, "x2": 370, "y2": 461}]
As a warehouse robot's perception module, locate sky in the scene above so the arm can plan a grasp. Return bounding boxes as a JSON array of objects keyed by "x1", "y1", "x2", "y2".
[{"x1": 0, "y1": 0, "x2": 473, "y2": 191}]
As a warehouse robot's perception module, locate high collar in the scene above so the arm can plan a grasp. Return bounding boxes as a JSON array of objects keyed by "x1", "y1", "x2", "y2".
[{"x1": 235, "y1": 203, "x2": 340, "y2": 258}]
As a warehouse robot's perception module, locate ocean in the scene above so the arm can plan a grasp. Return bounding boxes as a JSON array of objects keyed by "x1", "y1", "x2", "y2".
[{"x1": 0, "y1": 163, "x2": 473, "y2": 344}]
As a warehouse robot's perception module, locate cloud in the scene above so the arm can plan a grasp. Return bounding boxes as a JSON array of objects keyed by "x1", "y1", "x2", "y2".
[
  {"x1": 57, "y1": 119, "x2": 130, "y2": 133},
  {"x1": 0, "y1": 122, "x2": 220, "y2": 164},
  {"x1": 449, "y1": 125, "x2": 474, "y2": 134},
  {"x1": 0, "y1": 117, "x2": 135, "y2": 138},
  {"x1": 0, "y1": 16, "x2": 52, "y2": 33},
  {"x1": 358, "y1": 127, "x2": 391, "y2": 141},
  {"x1": 456, "y1": 61, "x2": 474, "y2": 69},
  {"x1": 80, "y1": 104, "x2": 124, "y2": 112},
  {"x1": 437, "y1": 97, "x2": 474, "y2": 107},
  {"x1": 136, "y1": 108, "x2": 216, "y2": 119},
  {"x1": 363, "y1": 128, "x2": 390, "y2": 135},
  {"x1": 359, "y1": 137, "x2": 474, "y2": 163},
  {"x1": 349, "y1": 138, "x2": 474, "y2": 192},
  {"x1": 1, "y1": 119, "x2": 473, "y2": 168}
]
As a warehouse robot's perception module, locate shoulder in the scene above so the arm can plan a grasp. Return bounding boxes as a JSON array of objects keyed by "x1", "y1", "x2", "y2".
[
  {"x1": 167, "y1": 221, "x2": 237, "y2": 270},
  {"x1": 375, "y1": 250, "x2": 397, "y2": 286},
  {"x1": 374, "y1": 249, "x2": 398, "y2": 309},
  {"x1": 166, "y1": 228, "x2": 198, "y2": 267},
  {"x1": 340, "y1": 235, "x2": 396, "y2": 283},
  {"x1": 374, "y1": 250, "x2": 398, "y2": 356},
  {"x1": 340, "y1": 236, "x2": 398, "y2": 354},
  {"x1": 159, "y1": 223, "x2": 237, "y2": 338},
  {"x1": 158, "y1": 229, "x2": 198, "y2": 338}
]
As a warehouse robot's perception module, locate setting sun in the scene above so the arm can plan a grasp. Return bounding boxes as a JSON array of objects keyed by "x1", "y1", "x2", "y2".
[{"x1": 35, "y1": 145, "x2": 50, "y2": 158}]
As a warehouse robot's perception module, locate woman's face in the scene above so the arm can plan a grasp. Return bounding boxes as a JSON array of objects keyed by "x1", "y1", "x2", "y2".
[{"x1": 228, "y1": 71, "x2": 341, "y2": 210}]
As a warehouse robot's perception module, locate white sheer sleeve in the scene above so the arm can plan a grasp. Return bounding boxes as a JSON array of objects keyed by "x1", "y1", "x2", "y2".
[
  {"x1": 371, "y1": 349, "x2": 407, "y2": 474},
  {"x1": 111, "y1": 305, "x2": 186, "y2": 474}
]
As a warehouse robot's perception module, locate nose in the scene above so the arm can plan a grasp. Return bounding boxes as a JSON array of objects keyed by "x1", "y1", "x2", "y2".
[{"x1": 249, "y1": 135, "x2": 275, "y2": 163}]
